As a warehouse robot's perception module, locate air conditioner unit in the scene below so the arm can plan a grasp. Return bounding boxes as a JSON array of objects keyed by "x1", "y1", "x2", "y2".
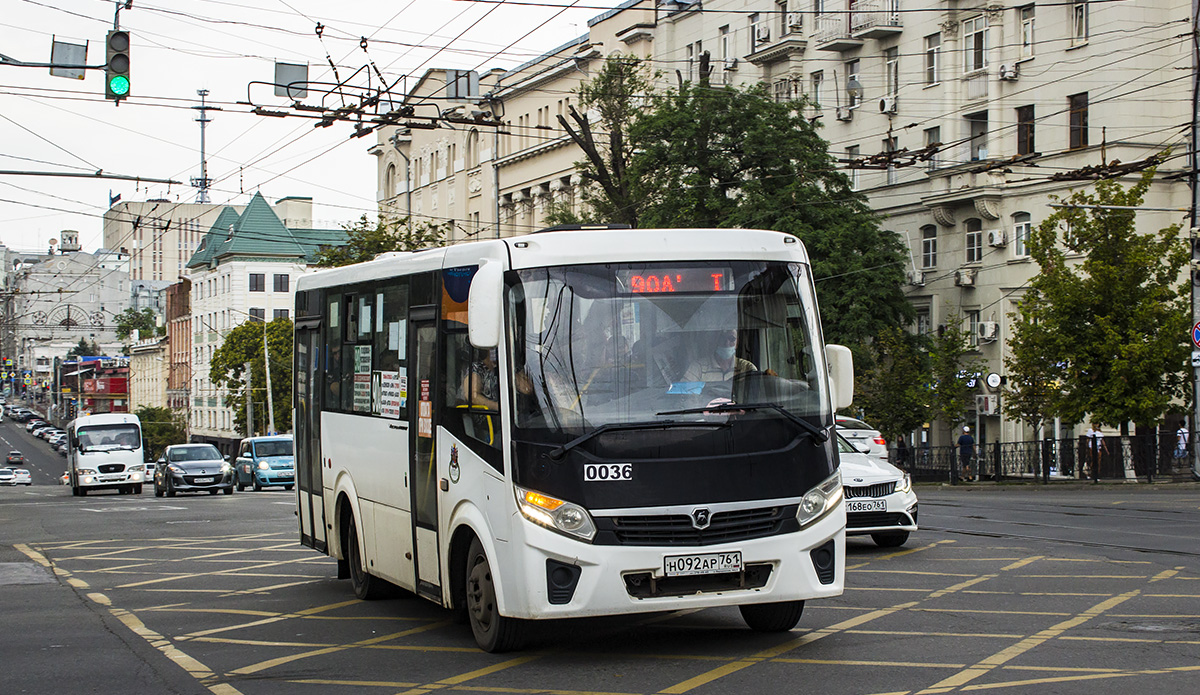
[
  {"x1": 987, "y1": 229, "x2": 1006, "y2": 247},
  {"x1": 787, "y1": 12, "x2": 804, "y2": 30},
  {"x1": 954, "y1": 268, "x2": 976, "y2": 287},
  {"x1": 878, "y1": 96, "x2": 897, "y2": 114},
  {"x1": 835, "y1": 106, "x2": 853, "y2": 121},
  {"x1": 976, "y1": 394, "x2": 1000, "y2": 416},
  {"x1": 724, "y1": 58, "x2": 739, "y2": 71},
  {"x1": 998, "y1": 64, "x2": 1019, "y2": 81},
  {"x1": 906, "y1": 269, "x2": 925, "y2": 286},
  {"x1": 755, "y1": 24, "x2": 771, "y2": 43},
  {"x1": 977, "y1": 320, "x2": 999, "y2": 342}
]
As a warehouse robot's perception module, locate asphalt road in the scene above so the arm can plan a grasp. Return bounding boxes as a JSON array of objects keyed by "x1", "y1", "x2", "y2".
[{"x1": 2, "y1": 417, "x2": 1199, "y2": 695}]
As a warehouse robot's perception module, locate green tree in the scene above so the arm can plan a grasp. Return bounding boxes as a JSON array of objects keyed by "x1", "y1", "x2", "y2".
[
  {"x1": 135, "y1": 405, "x2": 186, "y2": 460},
  {"x1": 929, "y1": 316, "x2": 985, "y2": 432},
  {"x1": 1003, "y1": 288, "x2": 1066, "y2": 433},
  {"x1": 555, "y1": 55, "x2": 656, "y2": 228},
  {"x1": 1007, "y1": 168, "x2": 1189, "y2": 435},
  {"x1": 576, "y1": 78, "x2": 912, "y2": 350},
  {"x1": 314, "y1": 214, "x2": 451, "y2": 268},
  {"x1": 855, "y1": 327, "x2": 931, "y2": 442},
  {"x1": 114, "y1": 308, "x2": 162, "y2": 340},
  {"x1": 65, "y1": 339, "x2": 101, "y2": 360},
  {"x1": 209, "y1": 317, "x2": 294, "y2": 436}
]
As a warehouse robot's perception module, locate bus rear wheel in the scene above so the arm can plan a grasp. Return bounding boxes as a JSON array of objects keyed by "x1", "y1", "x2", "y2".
[
  {"x1": 465, "y1": 538, "x2": 526, "y2": 653},
  {"x1": 345, "y1": 513, "x2": 387, "y2": 600},
  {"x1": 739, "y1": 600, "x2": 804, "y2": 632}
]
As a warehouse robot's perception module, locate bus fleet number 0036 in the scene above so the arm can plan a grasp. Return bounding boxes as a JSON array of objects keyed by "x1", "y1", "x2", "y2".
[{"x1": 583, "y1": 463, "x2": 633, "y2": 481}]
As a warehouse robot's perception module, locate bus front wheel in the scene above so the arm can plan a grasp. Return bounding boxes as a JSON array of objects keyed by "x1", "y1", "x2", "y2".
[
  {"x1": 465, "y1": 537, "x2": 526, "y2": 653},
  {"x1": 345, "y1": 513, "x2": 387, "y2": 600},
  {"x1": 739, "y1": 600, "x2": 804, "y2": 632}
]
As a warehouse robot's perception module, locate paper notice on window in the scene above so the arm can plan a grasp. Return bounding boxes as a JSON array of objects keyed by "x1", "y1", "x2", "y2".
[{"x1": 379, "y1": 370, "x2": 402, "y2": 419}]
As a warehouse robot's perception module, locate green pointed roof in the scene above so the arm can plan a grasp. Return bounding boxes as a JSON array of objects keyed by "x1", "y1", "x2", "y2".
[
  {"x1": 186, "y1": 206, "x2": 240, "y2": 269},
  {"x1": 186, "y1": 192, "x2": 349, "y2": 269}
]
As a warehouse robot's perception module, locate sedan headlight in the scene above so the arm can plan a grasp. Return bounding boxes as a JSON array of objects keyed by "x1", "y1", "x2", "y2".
[
  {"x1": 167, "y1": 464, "x2": 184, "y2": 474},
  {"x1": 515, "y1": 485, "x2": 596, "y2": 542},
  {"x1": 896, "y1": 473, "x2": 912, "y2": 494},
  {"x1": 221, "y1": 462, "x2": 233, "y2": 474},
  {"x1": 796, "y1": 471, "x2": 843, "y2": 527},
  {"x1": 257, "y1": 461, "x2": 270, "y2": 470}
]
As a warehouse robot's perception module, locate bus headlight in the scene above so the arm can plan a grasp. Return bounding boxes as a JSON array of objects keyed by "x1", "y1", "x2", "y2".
[
  {"x1": 76, "y1": 468, "x2": 97, "y2": 475},
  {"x1": 515, "y1": 486, "x2": 596, "y2": 542},
  {"x1": 796, "y1": 471, "x2": 843, "y2": 528}
]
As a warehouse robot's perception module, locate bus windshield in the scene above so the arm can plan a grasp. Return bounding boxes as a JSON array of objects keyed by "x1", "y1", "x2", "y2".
[
  {"x1": 77, "y1": 424, "x2": 141, "y2": 451},
  {"x1": 508, "y1": 260, "x2": 829, "y2": 440}
]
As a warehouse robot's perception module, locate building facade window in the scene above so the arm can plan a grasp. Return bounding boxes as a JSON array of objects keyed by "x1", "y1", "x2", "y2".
[
  {"x1": 1013, "y1": 212, "x2": 1032, "y2": 257},
  {"x1": 916, "y1": 309, "x2": 932, "y2": 336},
  {"x1": 249, "y1": 307, "x2": 265, "y2": 322},
  {"x1": 1020, "y1": 5, "x2": 1036, "y2": 57},
  {"x1": 967, "y1": 310, "x2": 981, "y2": 348},
  {"x1": 925, "y1": 33, "x2": 941, "y2": 85},
  {"x1": 921, "y1": 225, "x2": 938, "y2": 268},
  {"x1": 1016, "y1": 105, "x2": 1036, "y2": 155},
  {"x1": 846, "y1": 59, "x2": 861, "y2": 107},
  {"x1": 883, "y1": 136, "x2": 898, "y2": 185},
  {"x1": 273, "y1": 273, "x2": 289, "y2": 292},
  {"x1": 748, "y1": 14, "x2": 759, "y2": 53},
  {"x1": 774, "y1": 77, "x2": 792, "y2": 103},
  {"x1": 1071, "y1": 0, "x2": 1088, "y2": 45},
  {"x1": 924, "y1": 126, "x2": 942, "y2": 169},
  {"x1": 884, "y1": 47, "x2": 899, "y2": 97},
  {"x1": 966, "y1": 111, "x2": 988, "y2": 160},
  {"x1": 776, "y1": 0, "x2": 789, "y2": 37},
  {"x1": 810, "y1": 70, "x2": 824, "y2": 108},
  {"x1": 846, "y1": 145, "x2": 860, "y2": 189},
  {"x1": 1069, "y1": 92, "x2": 1089, "y2": 149},
  {"x1": 249, "y1": 273, "x2": 265, "y2": 292},
  {"x1": 966, "y1": 219, "x2": 983, "y2": 263},
  {"x1": 963, "y1": 16, "x2": 988, "y2": 73},
  {"x1": 274, "y1": 309, "x2": 290, "y2": 320},
  {"x1": 719, "y1": 25, "x2": 731, "y2": 82}
]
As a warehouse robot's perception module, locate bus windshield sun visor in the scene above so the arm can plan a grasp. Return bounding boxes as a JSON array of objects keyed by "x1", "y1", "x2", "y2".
[
  {"x1": 656, "y1": 402, "x2": 829, "y2": 443},
  {"x1": 546, "y1": 420, "x2": 731, "y2": 461}
]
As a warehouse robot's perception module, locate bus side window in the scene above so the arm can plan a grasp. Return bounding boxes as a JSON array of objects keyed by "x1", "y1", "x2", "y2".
[
  {"x1": 324, "y1": 293, "x2": 342, "y2": 409},
  {"x1": 442, "y1": 330, "x2": 502, "y2": 460}
]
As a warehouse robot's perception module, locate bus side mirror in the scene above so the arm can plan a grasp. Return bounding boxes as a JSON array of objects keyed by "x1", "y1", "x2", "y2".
[
  {"x1": 468, "y1": 260, "x2": 503, "y2": 349},
  {"x1": 825, "y1": 344, "x2": 854, "y2": 411}
]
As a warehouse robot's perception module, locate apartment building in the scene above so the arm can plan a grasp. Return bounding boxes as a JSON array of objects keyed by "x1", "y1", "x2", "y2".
[
  {"x1": 185, "y1": 192, "x2": 346, "y2": 454},
  {"x1": 376, "y1": 0, "x2": 1192, "y2": 446}
]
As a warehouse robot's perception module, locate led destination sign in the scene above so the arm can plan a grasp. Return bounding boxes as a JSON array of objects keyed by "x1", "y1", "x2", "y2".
[{"x1": 618, "y1": 268, "x2": 734, "y2": 294}]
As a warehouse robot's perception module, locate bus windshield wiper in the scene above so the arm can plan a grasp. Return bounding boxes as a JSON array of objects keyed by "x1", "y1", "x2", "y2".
[
  {"x1": 546, "y1": 419, "x2": 730, "y2": 461},
  {"x1": 655, "y1": 402, "x2": 829, "y2": 443}
]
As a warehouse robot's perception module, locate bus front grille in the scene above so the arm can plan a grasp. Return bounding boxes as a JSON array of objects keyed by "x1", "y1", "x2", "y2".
[
  {"x1": 596, "y1": 505, "x2": 798, "y2": 546},
  {"x1": 99, "y1": 464, "x2": 125, "y2": 474}
]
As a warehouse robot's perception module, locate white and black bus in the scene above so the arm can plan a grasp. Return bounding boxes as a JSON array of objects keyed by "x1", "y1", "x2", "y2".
[{"x1": 293, "y1": 227, "x2": 854, "y2": 651}]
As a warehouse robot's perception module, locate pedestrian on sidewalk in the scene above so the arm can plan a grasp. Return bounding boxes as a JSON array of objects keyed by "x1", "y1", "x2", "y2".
[
  {"x1": 1174, "y1": 424, "x2": 1189, "y2": 460},
  {"x1": 956, "y1": 426, "x2": 976, "y2": 483},
  {"x1": 1084, "y1": 423, "x2": 1107, "y2": 482}
]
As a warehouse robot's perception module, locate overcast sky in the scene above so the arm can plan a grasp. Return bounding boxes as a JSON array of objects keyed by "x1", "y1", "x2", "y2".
[{"x1": 1, "y1": 0, "x2": 619, "y2": 253}]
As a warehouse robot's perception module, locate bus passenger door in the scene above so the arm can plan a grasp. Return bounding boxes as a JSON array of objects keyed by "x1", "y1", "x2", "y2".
[
  {"x1": 296, "y1": 322, "x2": 327, "y2": 551},
  {"x1": 409, "y1": 311, "x2": 442, "y2": 601}
]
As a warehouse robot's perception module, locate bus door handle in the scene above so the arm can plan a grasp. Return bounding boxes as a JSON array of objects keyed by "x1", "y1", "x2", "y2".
[{"x1": 439, "y1": 478, "x2": 449, "y2": 491}]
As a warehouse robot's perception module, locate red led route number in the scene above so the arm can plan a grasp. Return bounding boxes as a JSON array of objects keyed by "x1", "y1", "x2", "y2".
[{"x1": 618, "y1": 268, "x2": 734, "y2": 294}]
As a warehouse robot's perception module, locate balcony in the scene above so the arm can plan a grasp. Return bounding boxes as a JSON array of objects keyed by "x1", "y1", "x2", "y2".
[
  {"x1": 746, "y1": 19, "x2": 808, "y2": 66},
  {"x1": 814, "y1": 13, "x2": 865, "y2": 52},
  {"x1": 851, "y1": 0, "x2": 902, "y2": 39}
]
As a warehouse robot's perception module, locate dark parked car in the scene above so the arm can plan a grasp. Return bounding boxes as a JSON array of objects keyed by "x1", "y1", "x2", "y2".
[{"x1": 154, "y1": 444, "x2": 234, "y2": 497}]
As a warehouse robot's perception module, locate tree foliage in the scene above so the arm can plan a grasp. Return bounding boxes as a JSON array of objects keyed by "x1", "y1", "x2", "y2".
[
  {"x1": 209, "y1": 317, "x2": 294, "y2": 436},
  {"x1": 65, "y1": 339, "x2": 102, "y2": 360},
  {"x1": 314, "y1": 214, "x2": 451, "y2": 268},
  {"x1": 135, "y1": 405, "x2": 186, "y2": 460},
  {"x1": 1005, "y1": 168, "x2": 1189, "y2": 434},
  {"x1": 854, "y1": 327, "x2": 931, "y2": 442},
  {"x1": 929, "y1": 316, "x2": 985, "y2": 431},
  {"x1": 114, "y1": 308, "x2": 162, "y2": 340}
]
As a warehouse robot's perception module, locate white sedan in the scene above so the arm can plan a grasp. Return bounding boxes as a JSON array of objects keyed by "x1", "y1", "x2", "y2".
[
  {"x1": 838, "y1": 433, "x2": 918, "y2": 547},
  {"x1": 0, "y1": 467, "x2": 14, "y2": 485},
  {"x1": 11, "y1": 469, "x2": 32, "y2": 485}
]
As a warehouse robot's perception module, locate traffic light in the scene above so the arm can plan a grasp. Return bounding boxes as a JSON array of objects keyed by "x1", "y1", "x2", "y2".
[{"x1": 105, "y1": 30, "x2": 130, "y2": 101}]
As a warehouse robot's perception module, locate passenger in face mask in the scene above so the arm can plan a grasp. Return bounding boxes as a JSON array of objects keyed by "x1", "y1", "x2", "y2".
[{"x1": 683, "y1": 330, "x2": 757, "y2": 382}]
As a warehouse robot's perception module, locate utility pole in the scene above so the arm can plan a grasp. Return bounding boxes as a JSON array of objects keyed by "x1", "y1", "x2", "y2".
[
  {"x1": 263, "y1": 324, "x2": 275, "y2": 435},
  {"x1": 1191, "y1": 0, "x2": 1200, "y2": 480},
  {"x1": 245, "y1": 361, "x2": 254, "y2": 437},
  {"x1": 191, "y1": 89, "x2": 220, "y2": 203}
]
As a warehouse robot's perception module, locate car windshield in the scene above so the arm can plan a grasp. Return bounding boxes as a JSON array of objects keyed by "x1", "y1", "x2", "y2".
[
  {"x1": 506, "y1": 260, "x2": 829, "y2": 441},
  {"x1": 170, "y1": 446, "x2": 222, "y2": 462},
  {"x1": 253, "y1": 440, "x2": 293, "y2": 457},
  {"x1": 77, "y1": 424, "x2": 141, "y2": 451}
]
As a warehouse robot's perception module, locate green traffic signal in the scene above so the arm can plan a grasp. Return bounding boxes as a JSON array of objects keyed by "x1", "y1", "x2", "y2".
[{"x1": 108, "y1": 75, "x2": 130, "y2": 96}]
